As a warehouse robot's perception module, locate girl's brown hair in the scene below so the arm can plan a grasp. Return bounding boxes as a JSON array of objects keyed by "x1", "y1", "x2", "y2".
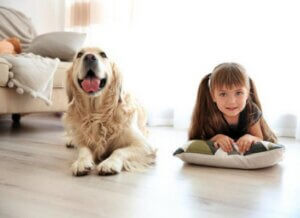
[{"x1": 188, "y1": 62, "x2": 277, "y2": 143}]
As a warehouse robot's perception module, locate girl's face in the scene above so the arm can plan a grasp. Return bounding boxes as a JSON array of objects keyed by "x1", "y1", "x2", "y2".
[{"x1": 211, "y1": 85, "x2": 249, "y2": 120}]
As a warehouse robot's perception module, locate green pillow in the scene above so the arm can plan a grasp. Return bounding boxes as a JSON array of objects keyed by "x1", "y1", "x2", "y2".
[{"x1": 173, "y1": 140, "x2": 285, "y2": 169}]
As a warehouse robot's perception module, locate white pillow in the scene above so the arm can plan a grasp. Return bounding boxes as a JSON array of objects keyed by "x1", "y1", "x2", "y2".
[{"x1": 173, "y1": 140, "x2": 285, "y2": 169}]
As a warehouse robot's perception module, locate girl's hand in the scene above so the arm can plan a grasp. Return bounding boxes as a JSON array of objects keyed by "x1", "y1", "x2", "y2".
[
  {"x1": 210, "y1": 134, "x2": 234, "y2": 153},
  {"x1": 236, "y1": 134, "x2": 262, "y2": 154}
]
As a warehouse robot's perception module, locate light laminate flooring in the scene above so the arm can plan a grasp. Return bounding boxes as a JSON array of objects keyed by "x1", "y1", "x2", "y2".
[{"x1": 0, "y1": 114, "x2": 299, "y2": 218}]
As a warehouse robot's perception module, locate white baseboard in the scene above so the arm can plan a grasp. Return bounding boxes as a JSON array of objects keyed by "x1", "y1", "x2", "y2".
[
  {"x1": 272, "y1": 128, "x2": 295, "y2": 138},
  {"x1": 147, "y1": 118, "x2": 173, "y2": 126}
]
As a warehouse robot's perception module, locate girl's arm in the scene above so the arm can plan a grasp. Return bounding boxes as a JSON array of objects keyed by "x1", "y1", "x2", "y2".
[
  {"x1": 248, "y1": 119, "x2": 263, "y2": 140},
  {"x1": 236, "y1": 119, "x2": 263, "y2": 153}
]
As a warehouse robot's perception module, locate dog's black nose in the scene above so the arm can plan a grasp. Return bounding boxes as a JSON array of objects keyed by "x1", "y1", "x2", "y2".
[{"x1": 84, "y1": 54, "x2": 97, "y2": 63}]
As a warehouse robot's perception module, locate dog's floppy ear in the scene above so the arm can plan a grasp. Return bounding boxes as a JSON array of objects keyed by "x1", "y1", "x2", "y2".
[
  {"x1": 111, "y1": 62, "x2": 124, "y2": 103},
  {"x1": 66, "y1": 66, "x2": 75, "y2": 103}
]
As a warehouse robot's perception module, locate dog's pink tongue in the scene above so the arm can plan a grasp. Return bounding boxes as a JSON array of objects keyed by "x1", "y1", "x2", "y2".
[{"x1": 81, "y1": 78, "x2": 100, "y2": 92}]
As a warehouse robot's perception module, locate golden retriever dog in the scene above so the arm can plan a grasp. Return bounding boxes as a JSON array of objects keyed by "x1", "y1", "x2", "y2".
[{"x1": 63, "y1": 47, "x2": 156, "y2": 176}]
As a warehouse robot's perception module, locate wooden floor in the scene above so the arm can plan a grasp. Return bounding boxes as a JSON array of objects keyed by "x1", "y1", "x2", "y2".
[{"x1": 0, "y1": 114, "x2": 299, "y2": 218}]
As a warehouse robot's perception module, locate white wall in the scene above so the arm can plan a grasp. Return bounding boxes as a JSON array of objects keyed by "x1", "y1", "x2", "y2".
[
  {"x1": 85, "y1": 0, "x2": 300, "y2": 137},
  {"x1": 164, "y1": 0, "x2": 300, "y2": 137},
  {"x1": 0, "y1": 0, "x2": 65, "y2": 34}
]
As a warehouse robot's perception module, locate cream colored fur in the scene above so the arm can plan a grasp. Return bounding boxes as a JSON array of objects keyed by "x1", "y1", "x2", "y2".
[{"x1": 63, "y1": 47, "x2": 156, "y2": 176}]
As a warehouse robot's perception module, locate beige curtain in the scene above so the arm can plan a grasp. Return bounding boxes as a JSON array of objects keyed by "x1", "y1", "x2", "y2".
[
  {"x1": 65, "y1": 0, "x2": 135, "y2": 29},
  {"x1": 65, "y1": 0, "x2": 101, "y2": 28}
]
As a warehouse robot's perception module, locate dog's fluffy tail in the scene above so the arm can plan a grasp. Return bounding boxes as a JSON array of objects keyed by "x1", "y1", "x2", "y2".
[{"x1": 123, "y1": 146, "x2": 157, "y2": 172}]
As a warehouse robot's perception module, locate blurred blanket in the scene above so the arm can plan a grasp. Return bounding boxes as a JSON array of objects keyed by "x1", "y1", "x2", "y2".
[
  {"x1": 0, "y1": 6, "x2": 36, "y2": 50},
  {"x1": 0, "y1": 53, "x2": 59, "y2": 105}
]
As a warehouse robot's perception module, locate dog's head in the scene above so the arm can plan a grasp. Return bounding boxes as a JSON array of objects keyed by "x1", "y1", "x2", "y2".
[{"x1": 67, "y1": 47, "x2": 116, "y2": 99}]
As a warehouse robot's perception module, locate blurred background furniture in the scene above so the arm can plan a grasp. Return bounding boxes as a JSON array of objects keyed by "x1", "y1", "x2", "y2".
[{"x1": 0, "y1": 6, "x2": 72, "y2": 123}]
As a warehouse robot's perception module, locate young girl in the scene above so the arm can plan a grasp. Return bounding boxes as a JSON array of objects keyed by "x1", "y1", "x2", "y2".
[{"x1": 188, "y1": 62, "x2": 277, "y2": 154}]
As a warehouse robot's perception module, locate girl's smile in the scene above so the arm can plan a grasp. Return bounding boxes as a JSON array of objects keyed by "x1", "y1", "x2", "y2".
[{"x1": 225, "y1": 107, "x2": 238, "y2": 110}]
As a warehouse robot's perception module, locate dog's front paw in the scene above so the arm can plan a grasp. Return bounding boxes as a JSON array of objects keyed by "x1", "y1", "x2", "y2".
[
  {"x1": 71, "y1": 158, "x2": 94, "y2": 176},
  {"x1": 66, "y1": 142, "x2": 75, "y2": 148},
  {"x1": 96, "y1": 158, "x2": 123, "y2": 176},
  {"x1": 65, "y1": 137, "x2": 76, "y2": 148}
]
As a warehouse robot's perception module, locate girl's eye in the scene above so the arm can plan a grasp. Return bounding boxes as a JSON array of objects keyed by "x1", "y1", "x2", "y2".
[
  {"x1": 236, "y1": 91, "x2": 244, "y2": 96},
  {"x1": 219, "y1": 93, "x2": 226, "y2": 97}
]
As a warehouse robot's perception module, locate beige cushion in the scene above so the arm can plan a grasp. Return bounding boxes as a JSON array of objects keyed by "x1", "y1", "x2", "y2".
[
  {"x1": 53, "y1": 62, "x2": 72, "y2": 88},
  {"x1": 25, "y1": 32, "x2": 86, "y2": 61},
  {"x1": 0, "y1": 88, "x2": 68, "y2": 114},
  {"x1": 0, "y1": 57, "x2": 11, "y2": 86},
  {"x1": 0, "y1": 60, "x2": 71, "y2": 88}
]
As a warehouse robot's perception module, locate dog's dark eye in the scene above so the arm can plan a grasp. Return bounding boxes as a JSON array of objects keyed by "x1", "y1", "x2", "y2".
[
  {"x1": 77, "y1": 52, "x2": 84, "y2": 58},
  {"x1": 99, "y1": 52, "x2": 107, "y2": 58}
]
